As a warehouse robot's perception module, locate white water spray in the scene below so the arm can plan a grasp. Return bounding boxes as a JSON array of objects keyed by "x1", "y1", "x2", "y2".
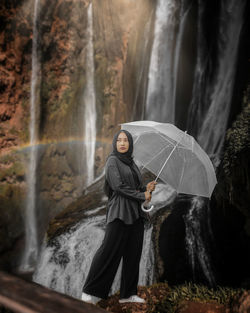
[
  {"x1": 184, "y1": 0, "x2": 245, "y2": 285},
  {"x1": 19, "y1": 0, "x2": 40, "y2": 272},
  {"x1": 146, "y1": 0, "x2": 179, "y2": 122},
  {"x1": 33, "y1": 211, "x2": 155, "y2": 298},
  {"x1": 184, "y1": 197, "x2": 215, "y2": 286},
  {"x1": 194, "y1": 0, "x2": 246, "y2": 156},
  {"x1": 83, "y1": 3, "x2": 96, "y2": 187}
]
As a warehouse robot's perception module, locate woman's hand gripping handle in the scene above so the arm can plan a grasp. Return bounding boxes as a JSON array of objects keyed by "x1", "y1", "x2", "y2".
[{"x1": 142, "y1": 181, "x2": 157, "y2": 212}]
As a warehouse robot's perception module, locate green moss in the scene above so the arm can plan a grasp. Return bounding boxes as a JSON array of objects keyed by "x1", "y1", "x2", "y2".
[
  {"x1": 98, "y1": 282, "x2": 244, "y2": 313},
  {"x1": 0, "y1": 161, "x2": 25, "y2": 182},
  {"x1": 21, "y1": 97, "x2": 29, "y2": 110},
  {"x1": 223, "y1": 86, "x2": 250, "y2": 175},
  {"x1": 0, "y1": 183, "x2": 24, "y2": 210},
  {"x1": 20, "y1": 126, "x2": 30, "y2": 143},
  {"x1": 41, "y1": 71, "x2": 61, "y2": 113},
  {"x1": 0, "y1": 183, "x2": 24, "y2": 254},
  {"x1": 19, "y1": 99, "x2": 30, "y2": 143},
  {"x1": 0, "y1": 152, "x2": 17, "y2": 164},
  {"x1": 94, "y1": 52, "x2": 113, "y2": 111},
  {"x1": 9, "y1": 126, "x2": 19, "y2": 136},
  {"x1": 0, "y1": 184, "x2": 12, "y2": 197},
  {"x1": 151, "y1": 282, "x2": 244, "y2": 313}
]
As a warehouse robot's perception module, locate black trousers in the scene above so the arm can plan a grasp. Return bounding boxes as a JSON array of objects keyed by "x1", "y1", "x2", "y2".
[{"x1": 82, "y1": 217, "x2": 144, "y2": 299}]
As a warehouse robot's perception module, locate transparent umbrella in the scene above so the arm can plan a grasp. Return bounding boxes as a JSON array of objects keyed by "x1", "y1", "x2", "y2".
[{"x1": 121, "y1": 121, "x2": 217, "y2": 211}]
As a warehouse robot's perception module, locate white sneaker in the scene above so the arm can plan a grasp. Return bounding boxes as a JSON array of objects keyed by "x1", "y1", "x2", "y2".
[
  {"x1": 119, "y1": 295, "x2": 145, "y2": 303},
  {"x1": 81, "y1": 292, "x2": 100, "y2": 304}
]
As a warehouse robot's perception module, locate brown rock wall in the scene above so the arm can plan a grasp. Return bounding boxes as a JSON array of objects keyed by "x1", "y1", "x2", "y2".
[
  {"x1": 0, "y1": 1, "x2": 33, "y2": 153},
  {"x1": 0, "y1": 0, "x2": 154, "y2": 271}
]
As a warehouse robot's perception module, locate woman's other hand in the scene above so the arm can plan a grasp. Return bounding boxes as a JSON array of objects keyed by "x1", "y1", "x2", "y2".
[
  {"x1": 146, "y1": 181, "x2": 157, "y2": 192},
  {"x1": 144, "y1": 191, "x2": 152, "y2": 202}
]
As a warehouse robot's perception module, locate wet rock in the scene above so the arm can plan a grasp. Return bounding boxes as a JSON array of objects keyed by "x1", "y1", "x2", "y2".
[{"x1": 47, "y1": 176, "x2": 107, "y2": 242}]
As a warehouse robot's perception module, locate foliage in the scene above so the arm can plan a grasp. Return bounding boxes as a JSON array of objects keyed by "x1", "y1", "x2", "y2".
[
  {"x1": 151, "y1": 282, "x2": 244, "y2": 313},
  {"x1": 98, "y1": 282, "x2": 245, "y2": 313},
  {"x1": 223, "y1": 85, "x2": 250, "y2": 176}
]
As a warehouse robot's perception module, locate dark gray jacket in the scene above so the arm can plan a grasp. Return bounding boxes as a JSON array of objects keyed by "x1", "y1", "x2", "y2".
[{"x1": 105, "y1": 155, "x2": 146, "y2": 224}]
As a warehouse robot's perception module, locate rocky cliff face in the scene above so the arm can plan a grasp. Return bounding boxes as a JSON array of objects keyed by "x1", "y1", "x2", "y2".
[
  {"x1": 209, "y1": 86, "x2": 250, "y2": 287},
  {"x1": 214, "y1": 86, "x2": 250, "y2": 235},
  {"x1": 0, "y1": 0, "x2": 33, "y2": 270},
  {"x1": 0, "y1": 0, "x2": 154, "y2": 270},
  {"x1": 157, "y1": 86, "x2": 250, "y2": 288},
  {"x1": 0, "y1": 0, "x2": 249, "y2": 287},
  {"x1": 0, "y1": 0, "x2": 32, "y2": 151}
]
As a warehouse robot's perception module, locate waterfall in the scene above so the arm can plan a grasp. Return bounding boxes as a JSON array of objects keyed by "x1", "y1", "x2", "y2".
[
  {"x1": 172, "y1": 0, "x2": 192, "y2": 110},
  {"x1": 33, "y1": 208, "x2": 155, "y2": 298},
  {"x1": 145, "y1": 0, "x2": 179, "y2": 123},
  {"x1": 183, "y1": 0, "x2": 245, "y2": 286},
  {"x1": 19, "y1": 0, "x2": 40, "y2": 272},
  {"x1": 134, "y1": 15, "x2": 152, "y2": 119},
  {"x1": 186, "y1": 0, "x2": 208, "y2": 139},
  {"x1": 83, "y1": 3, "x2": 96, "y2": 187},
  {"x1": 184, "y1": 197, "x2": 215, "y2": 287},
  {"x1": 189, "y1": 0, "x2": 246, "y2": 157}
]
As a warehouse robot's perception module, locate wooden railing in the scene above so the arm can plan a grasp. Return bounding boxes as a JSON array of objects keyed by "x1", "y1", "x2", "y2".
[{"x1": 0, "y1": 271, "x2": 107, "y2": 313}]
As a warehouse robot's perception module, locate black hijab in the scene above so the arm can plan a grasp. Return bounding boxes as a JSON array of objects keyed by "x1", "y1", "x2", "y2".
[
  {"x1": 104, "y1": 130, "x2": 140, "y2": 198},
  {"x1": 109, "y1": 129, "x2": 134, "y2": 165}
]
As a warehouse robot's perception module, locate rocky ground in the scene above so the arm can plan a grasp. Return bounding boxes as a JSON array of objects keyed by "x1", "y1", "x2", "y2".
[
  {"x1": 96, "y1": 283, "x2": 250, "y2": 313},
  {"x1": 0, "y1": 278, "x2": 249, "y2": 313}
]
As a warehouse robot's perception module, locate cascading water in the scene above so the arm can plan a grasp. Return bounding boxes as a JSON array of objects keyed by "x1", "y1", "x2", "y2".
[
  {"x1": 33, "y1": 207, "x2": 155, "y2": 298},
  {"x1": 19, "y1": 0, "x2": 40, "y2": 272},
  {"x1": 83, "y1": 3, "x2": 96, "y2": 187},
  {"x1": 184, "y1": 197, "x2": 215, "y2": 287},
  {"x1": 184, "y1": 0, "x2": 246, "y2": 285},
  {"x1": 145, "y1": 0, "x2": 246, "y2": 286},
  {"x1": 188, "y1": 0, "x2": 246, "y2": 157},
  {"x1": 172, "y1": 0, "x2": 192, "y2": 110},
  {"x1": 134, "y1": 14, "x2": 153, "y2": 119},
  {"x1": 145, "y1": 0, "x2": 179, "y2": 123}
]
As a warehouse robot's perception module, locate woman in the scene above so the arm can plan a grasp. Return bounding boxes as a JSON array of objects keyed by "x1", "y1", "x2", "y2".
[{"x1": 81, "y1": 130, "x2": 156, "y2": 304}]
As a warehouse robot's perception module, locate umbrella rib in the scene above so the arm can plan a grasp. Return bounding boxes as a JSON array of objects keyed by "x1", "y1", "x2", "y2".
[
  {"x1": 141, "y1": 144, "x2": 171, "y2": 170},
  {"x1": 176, "y1": 150, "x2": 187, "y2": 192},
  {"x1": 155, "y1": 131, "x2": 187, "y2": 182}
]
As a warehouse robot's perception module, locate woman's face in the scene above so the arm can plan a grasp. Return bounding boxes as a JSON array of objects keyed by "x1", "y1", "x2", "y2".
[{"x1": 116, "y1": 132, "x2": 129, "y2": 153}]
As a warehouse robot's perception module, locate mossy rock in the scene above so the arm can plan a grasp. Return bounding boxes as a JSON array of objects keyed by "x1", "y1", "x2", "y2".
[
  {"x1": 0, "y1": 184, "x2": 25, "y2": 253},
  {"x1": 61, "y1": 180, "x2": 74, "y2": 193},
  {"x1": 0, "y1": 161, "x2": 25, "y2": 183},
  {"x1": 215, "y1": 85, "x2": 250, "y2": 234},
  {"x1": 41, "y1": 72, "x2": 87, "y2": 140},
  {"x1": 223, "y1": 88, "x2": 250, "y2": 176},
  {"x1": 46, "y1": 177, "x2": 106, "y2": 242},
  {"x1": 0, "y1": 151, "x2": 26, "y2": 184},
  {"x1": 39, "y1": 144, "x2": 72, "y2": 178}
]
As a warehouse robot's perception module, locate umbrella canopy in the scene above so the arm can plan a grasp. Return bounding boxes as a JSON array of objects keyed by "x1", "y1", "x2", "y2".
[{"x1": 121, "y1": 120, "x2": 217, "y2": 198}]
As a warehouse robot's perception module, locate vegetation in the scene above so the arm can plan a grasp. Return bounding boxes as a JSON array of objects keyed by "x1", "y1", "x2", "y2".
[
  {"x1": 223, "y1": 85, "x2": 250, "y2": 175},
  {"x1": 151, "y1": 282, "x2": 244, "y2": 313},
  {"x1": 98, "y1": 282, "x2": 245, "y2": 313}
]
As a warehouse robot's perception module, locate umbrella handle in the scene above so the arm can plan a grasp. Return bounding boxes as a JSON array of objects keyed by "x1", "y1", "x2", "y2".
[{"x1": 141, "y1": 202, "x2": 154, "y2": 212}]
